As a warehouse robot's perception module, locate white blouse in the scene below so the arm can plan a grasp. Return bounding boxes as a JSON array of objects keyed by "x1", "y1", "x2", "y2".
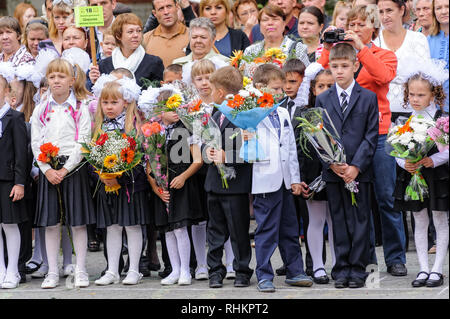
[
  {"x1": 396, "y1": 104, "x2": 449, "y2": 169},
  {"x1": 31, "y1": 91, "x2": 92, "y2": 174},
  {"x1": 375, "y1": 30, "x2": 431, "y2": 113}
]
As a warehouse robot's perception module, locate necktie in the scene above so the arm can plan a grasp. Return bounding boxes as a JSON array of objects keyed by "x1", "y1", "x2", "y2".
[
  {"x1": 268, "y1": 111, "x2": 281, "y2": 138},
  {"x1": 287, "y1": 100, "x2": 295, "y2": 119},
  {"x1": 340, "y1": 91, "x2": 348, "y2": 114},
  {"x1": 219, "y1": 113, "x2": 226, "y2": 127}
]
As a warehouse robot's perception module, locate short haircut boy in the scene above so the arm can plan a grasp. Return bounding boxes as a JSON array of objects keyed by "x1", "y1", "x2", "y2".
[
  {"x1": 209, "y1": 66, "x2": 243, "y2": 94},
  {"x1": 253, "y1": 64, "x2": 285, "y2": 86},
  {"x1": 329, "y1": 43, "x2": 357, "y2": 62},
  {"x1": 111, "y1": 68, "x2": 134, "y2": 80},
  {"x1": 163, "y1": 64, "x2": 183, "y2": 77},
  {"x1": 191, "y1": 59, "x2": 216, "y2": 78},
  {"x1": 282, "y1": 58, "x2": 306, "y2": 77}
]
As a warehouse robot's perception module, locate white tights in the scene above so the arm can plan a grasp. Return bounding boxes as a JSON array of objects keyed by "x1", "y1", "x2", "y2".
[
  {"x1": 45, "y1": 224, "x2": 87, "y2": 275},
  {"x1": 306, "y1": 200, "x2": 335, "y2": 277},
  {"x1": 413, "y1": 209, "x2": 449, "y2": 280},
  {"x1": 0, "y1": 223, "x2": 21, "y2": 276},
  {"x1": 165, "y1": 227, "x2": 191, "y2": 279},
  {"x1": 106, "y1": 224, "x2": 142, "y2": 276}
]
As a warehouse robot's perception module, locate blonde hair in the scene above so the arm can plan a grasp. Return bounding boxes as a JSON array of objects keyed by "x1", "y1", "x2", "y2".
[
  {"x1": 332, "y1": 1, "x2": 353, "y2": 26},
  {"x1": 209, "y1": 66, "x2": 243, "y2": 94},
  {"x1": 429, "y1": 0, "x2": 441, "y2": 36},
  {"x1": 191, "y1": 59, "x2": 216, "y2": 79},
  {"x1": 46, "y1": 58, "x2": 90, "y2": 101},
  {"x1": 94, "y1": 81, "x2": 141, "y2": 138},
  {"x1": 49, "y1": 2, "x2": 73, "y2": 39},
  {"x1": 347, "y1": 4, "x2": 381, "y2": 39},
  {"x1": 200, "y1": 0, "x2": 232, "y2": 26}
]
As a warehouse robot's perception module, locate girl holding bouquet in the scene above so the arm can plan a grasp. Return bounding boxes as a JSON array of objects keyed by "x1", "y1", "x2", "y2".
[
  {"x1": 30, "y1": 58, "x2": 96, "y2": 289},
  {"x1": 148, "y1": 89, "x2": 204, "y2": 286},
  {"x1": 393, "y1": 61, "x2": 449, "y2": 288},
  {"x1": 92, "y1": 79, "x2": 150, "y2": 286}
]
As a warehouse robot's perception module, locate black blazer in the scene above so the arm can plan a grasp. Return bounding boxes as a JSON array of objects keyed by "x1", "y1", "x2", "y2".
[
  {"x1": 315, "y1": 82, "x2": 379, "y2": 183},
  {"x1": 203, "y1": 110, "x2": 252, "y2": 195},
  {"x1": 0, "y1": 109, "x2": 28, "y2": 185},
  {"x1": 185, "y1": 27, "x2": 250, "y2": 57},
  {"x1": 98, "y1": 53, "x2": 164, "y2": 87}
]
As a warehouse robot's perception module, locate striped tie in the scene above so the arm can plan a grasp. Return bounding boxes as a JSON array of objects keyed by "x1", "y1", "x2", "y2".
[{"x1": 340, "y1": 91, "x2": 348, "y2": 114}]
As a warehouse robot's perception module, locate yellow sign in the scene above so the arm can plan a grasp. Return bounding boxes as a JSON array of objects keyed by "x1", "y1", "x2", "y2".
[{"x1": 74, "y1": 6, "x2": 104, "y2": 27}]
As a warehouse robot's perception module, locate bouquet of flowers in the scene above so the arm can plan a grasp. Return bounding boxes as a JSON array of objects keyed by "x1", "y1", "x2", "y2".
[
  {"x1": 242, "y1": 47, "x2": 287, "y2": 78},
  {"x1": 215, "y1": 85, "x2": 281, "y2": 162},
  {"x1": 427, "y1": 116, "x2": 449, "y2": 152},
  {"x1": 81, "y1": 130, "x2": 143, "y2": 195},
  {"x1": 386, "y1": 115, "x2": 436, "y2": 202},
  {"x1": 296, "y1": 107, "x2": 359, "y2": 206}
]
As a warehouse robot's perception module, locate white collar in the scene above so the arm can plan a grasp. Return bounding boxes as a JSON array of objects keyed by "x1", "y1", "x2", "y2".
[
  {"x1": 0, "y1": 102, "x2": 11, "y2": 118},
  {"x1": 412, "y1": 103, "x2": 438, "y2": 120},
  {"x1": 336, "y1": 80, "x2": 356, "y2": 100},
  {"x1": 49, "y1": 90, "x2": 77, "y2": 108}
]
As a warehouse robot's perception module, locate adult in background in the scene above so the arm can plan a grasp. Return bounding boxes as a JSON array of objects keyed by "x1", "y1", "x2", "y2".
[
  {"x1": 88, "y1": 0, "x2": 117, "y2": 62},
  {"x1": 199, "y1": 0, "x2": 250, "y2": 57},
  {"x1": 297, "y1": 6, "x2": 324, "y2": 62},
  {"x1": 143, "y1": 0, "x2": 197, "y2": 34},
  {"x1": 243, "y1": 4, "x2": 310, "y2": 67},
  {"x1": 414, "y1": 0, "x2": 434, "y2": 35},
  {"x1": 13, "y1": 2, "x2": 37, "y2": 33},
  {"x1": 0, "y1": 17, "x2": 34, "y2": 66},
  {"x1": 376, "y1": 0, "x2": 431, "y2": 122},
  {"x1": 41, "y1": 0, "x2": 74, "y2": 55},
  {"x1": 89, "y1": 13, "x2": 164, "y2": 87},
  {"x1": 249, "y1": 0, "x2": 300, "y2": 43},
  {"x1": 233, "y1": 0, "x2": 260, "y2": 38},
  {"x1": 143, "y1": 0, "x2": 190, "y2": 67},
  {"x1": 428, "y1": 0, "x2": 449, "y2": 113},
  {"x1": 301, "y1": 0, "x2": 331, "y2": 29},
  {"x1": 23, "y1": 20, "x2": 49, "y2": 58}
]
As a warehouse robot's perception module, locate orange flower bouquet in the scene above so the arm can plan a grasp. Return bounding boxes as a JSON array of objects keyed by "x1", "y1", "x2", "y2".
[{"x1": 81, "y1": 130, "x2": 143, "y2": 195}]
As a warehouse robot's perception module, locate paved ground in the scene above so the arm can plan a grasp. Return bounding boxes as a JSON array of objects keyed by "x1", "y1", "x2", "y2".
[{"x1": 1, "y1": 219, "x2": 448, "y2": 300}]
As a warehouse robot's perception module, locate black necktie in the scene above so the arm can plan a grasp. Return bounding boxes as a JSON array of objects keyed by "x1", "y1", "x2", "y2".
[
  {"x1": 340, "y1": 91, "x2": 348, "y2": 114},
  {"x1": 287, "y1": 100, "x2": 295, "y2": 118}
]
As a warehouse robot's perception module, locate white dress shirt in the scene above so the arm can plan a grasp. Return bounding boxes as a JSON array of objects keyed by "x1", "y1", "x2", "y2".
[
  {"x1": 31, "y1": 91, "x2": 92, "y2": 174},
  {"x1": 335, "y1": 79, "x2": 356, "y2": 107}
]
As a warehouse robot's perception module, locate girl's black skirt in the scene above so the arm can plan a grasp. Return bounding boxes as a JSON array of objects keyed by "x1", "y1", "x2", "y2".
[{"x1": 0, "y1": 181, "x2": 28, "y2": 224}]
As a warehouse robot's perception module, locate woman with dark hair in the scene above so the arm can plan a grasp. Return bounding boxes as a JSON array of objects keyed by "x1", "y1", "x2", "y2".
[
  {"x1": 298, "y1": 6, "x2": 325, "y2": 62},
  {"x1": 89, "y1": 13, "x2": 164, "y2": 87},
  {"x1": 199, "y1": 0, "x2": 250, "y2": 57},
  {"x1": 0, "y1": 16, "x2": 34, "y2": 66},
  {"x1": 375, "y1": 0, "x2": 431, "y2": 120}
]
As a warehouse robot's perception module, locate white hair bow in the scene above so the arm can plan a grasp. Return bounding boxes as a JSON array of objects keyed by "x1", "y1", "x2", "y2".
[{"x1": 92, "y1": 73, "x2": 141, "y2": 103}]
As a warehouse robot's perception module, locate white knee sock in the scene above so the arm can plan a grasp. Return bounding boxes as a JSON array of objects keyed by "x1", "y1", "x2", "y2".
[
  {"x1": 325, "y1": 203, "x2": 336, "y2": 267},
  {"x1": 165, "y1": 231, "x2": 180, "y2": 279},
  {"x1": 71, "y1": 226, "x2": 87, "y2": 273},
  {"x1": 191, "y1": 222, "x2": 207, "y2": 270},
  {"x1": 174, "y1": 227, "x2": 191, "y2": 278},
  {"x1": 30, "y1": 229, "x2": 42, "y2": 264},
  {"x1": 1, "y1": 224, "x2": 21, "y2": 276},
  {"x1": 224, "y1": 237, "x2": 234, "y2": 272},
  {"x1": 45, "y1": 224, "x2": 61, "y2": 275},
  {"x1": 124, "y1": 225, "x2": 143, "y2": 274},
  {"x1": 306, "y1": 200, "x2": 327, "y2": 277},
  {"x1": 106, "y1": 225, "x2": 123, "y2": 276},
  {"x1": 61, "y1": 226, "x2": 73, "y2": 267},
  {"x1": 430, "y1": 211, "x2": 449, "y2": 280},
  {"x1": 413, "y1": 209, "x2": 430, "y2": 280},
  {"x1": 39, "y1": 227, "x2": 48, "y2": 271}
]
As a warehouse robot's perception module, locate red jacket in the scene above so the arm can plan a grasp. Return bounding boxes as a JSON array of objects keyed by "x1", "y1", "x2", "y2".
[{"x1": 317, "y1": 43, "x2": 397, "y2": 135}]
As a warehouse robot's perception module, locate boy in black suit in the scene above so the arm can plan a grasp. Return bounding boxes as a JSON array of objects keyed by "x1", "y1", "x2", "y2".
[
  {"x1": 314, "y1": 43, "x2": 379, "y2": 289},
  {"x1": 204, "y1": 66, "x2": 253, "y2": 288},
  {"x1": 0, "y1": 71, "x2": 28, "y2": 289}
]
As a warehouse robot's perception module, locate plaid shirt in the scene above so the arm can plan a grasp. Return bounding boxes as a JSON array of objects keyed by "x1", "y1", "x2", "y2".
[{"x1": 0, "y1": 45, "x2": 35, "y2": 66}]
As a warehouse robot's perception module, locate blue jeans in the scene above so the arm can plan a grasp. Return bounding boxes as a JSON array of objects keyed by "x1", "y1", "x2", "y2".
[{"x1": 371, "y1": 134, "x2": 406, "y2": 266}]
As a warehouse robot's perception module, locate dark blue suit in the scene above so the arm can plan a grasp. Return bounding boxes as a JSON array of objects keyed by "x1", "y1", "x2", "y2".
[{"x1": 315, "y1": 82, "x2": 379, "y2": 280}]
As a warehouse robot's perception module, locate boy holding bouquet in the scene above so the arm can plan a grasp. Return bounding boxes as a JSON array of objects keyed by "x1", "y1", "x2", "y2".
[
  {"x1": 314, "y1": 43, "x2": 379, "y2": 288},
  {"x1": 204, "y1": 66, "x2": 253, "y2": 289}
]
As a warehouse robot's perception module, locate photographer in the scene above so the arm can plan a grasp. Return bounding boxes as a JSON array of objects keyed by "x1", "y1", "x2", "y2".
[{"x1": 317, "y1": 5, "x2": 409, "y2": 278}]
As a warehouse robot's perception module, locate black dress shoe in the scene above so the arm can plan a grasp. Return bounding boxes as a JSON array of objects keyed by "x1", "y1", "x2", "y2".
[
  {"x1": 19, "y1": 272, "x2": 27, "y2": 284},
  {"x1": 209, "y1": 274, "x2": 223, "y2": 288},
  {"x1": 305, "y1": 268, "x2": 314, "y2": 277},
  {"x1": 334, "y1": 277, "x2": 348, "y2": 288},
  {"x1": 148, "y1": 263, "x2": 161, "y2": 271},
  {"x1": 387, "y1": 264, "x2": 407, "y2": 276},
  {"x1": 234, "y1": 277, "x2": 250, "y2": 287},
  {"x1": 412, "y1": 271, "x2": 429, "y2": 287},
  {"x1": 312, "y1": 268, "x2": 329, "y2": 284},
  {"x1": 426, "y1": 272, "x2": 444, "y2": 287},
  {"x1": 158, "y1": 267, "x2": 172, "y2": 279},
  {"x1": 348, "y1": 277, "x2": 365, "y2": 288},
  {"x1": 275, "y1": 265, "x2": 286, "y2": 276}
]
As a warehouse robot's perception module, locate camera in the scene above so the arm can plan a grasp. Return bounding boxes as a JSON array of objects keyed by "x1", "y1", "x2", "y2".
[{"x1": 321, "y1": 28, "x2": 351, "y2": 44}]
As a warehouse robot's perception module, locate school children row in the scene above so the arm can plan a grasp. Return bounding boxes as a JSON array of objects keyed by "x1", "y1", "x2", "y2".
[{"x1": 0, "y1": 42, "x2": 448, "y2": 291}]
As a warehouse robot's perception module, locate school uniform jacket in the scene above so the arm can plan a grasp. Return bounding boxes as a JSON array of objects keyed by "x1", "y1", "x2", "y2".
[{"x1": 315, "y1": 82, "x2": 379, "y2": 183}]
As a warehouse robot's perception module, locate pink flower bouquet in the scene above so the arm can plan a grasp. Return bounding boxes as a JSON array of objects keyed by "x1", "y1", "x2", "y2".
[{"x1": 427, "y1": 116, "x2": 449, "y2": 152}]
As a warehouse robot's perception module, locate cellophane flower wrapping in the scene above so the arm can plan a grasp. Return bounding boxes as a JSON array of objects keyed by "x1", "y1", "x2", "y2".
[
  {"x1": 214, "y1": 85, "x2": 282, "y2": 162},
  {"x1": 427, "y1": 116, "x2": 449, "y2": 152},
  {"x1": 386, "y1": 115, "x2": 436, "y2": 202},
  {"x1": 81, "y1": 130, "x2": 143, "y2": 195},
  {"x1": 296, "y1": 107, "x2": 359, "y2": 206}
]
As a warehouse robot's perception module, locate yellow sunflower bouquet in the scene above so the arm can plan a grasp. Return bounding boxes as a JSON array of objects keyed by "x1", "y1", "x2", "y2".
[{"x1": 81, "y1": 130, "x2": 143, "y2": 195}]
